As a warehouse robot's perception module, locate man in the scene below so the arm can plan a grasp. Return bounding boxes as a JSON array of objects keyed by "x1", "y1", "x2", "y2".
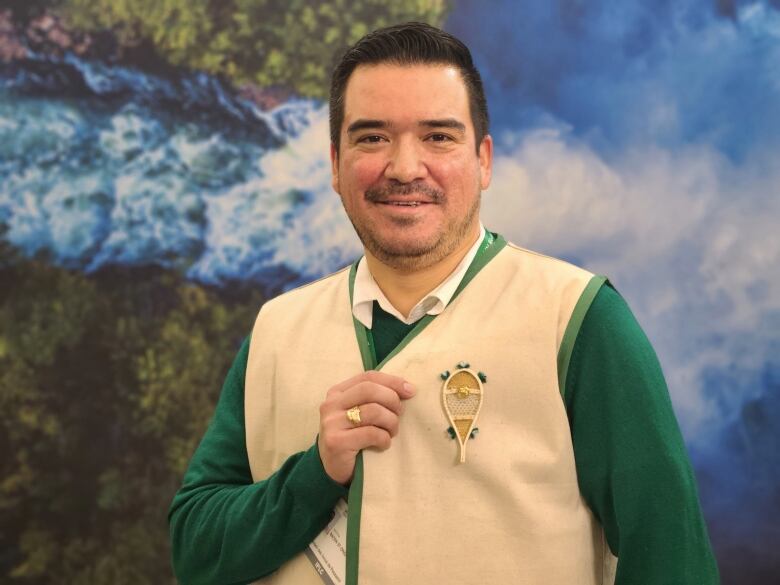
[{"x1": 169, "y1": 22, "x2": 719, "y2": 585}]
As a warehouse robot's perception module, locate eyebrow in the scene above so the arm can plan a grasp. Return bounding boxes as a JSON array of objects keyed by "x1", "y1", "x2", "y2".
[
  {"x1": 346, "y1": 118, "x2": 467, "y2": 135},
  {"x1": 419, "y1": 118, "x2": 466, "y2": 133},
  {"x1": 346, "y1": 119, "x2": 389, "y2": 134}
]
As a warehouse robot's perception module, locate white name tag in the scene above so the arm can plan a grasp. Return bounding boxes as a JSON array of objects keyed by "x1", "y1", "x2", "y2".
[{"x1": 304, "y1": 498, "x2": 348, "y2": 585}]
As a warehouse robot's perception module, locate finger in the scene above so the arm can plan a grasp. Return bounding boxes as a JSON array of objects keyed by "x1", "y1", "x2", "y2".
[
  {"x1": 363, "y1": 370, "x2": 416, "y2": 398},
  {"x1": 328, "y1": 371, "x2": 415, "y2": 399},
  {"x1": 326, "y1": 372, "x2": 376, "y2": 396},
  {"x1": 339, "y1": 382, "x2": 404, "y2": 415},
  {"x1": 339, "y1": 426, "x2": 392, "y2": 452},
  {"x1": 345, "y1": 403, "x2": 400, "y2": 436}
]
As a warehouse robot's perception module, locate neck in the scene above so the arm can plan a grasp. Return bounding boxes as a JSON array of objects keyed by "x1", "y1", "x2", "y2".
[{"x1": 365, "y1": 225, "x2": 482, "y2": 318}]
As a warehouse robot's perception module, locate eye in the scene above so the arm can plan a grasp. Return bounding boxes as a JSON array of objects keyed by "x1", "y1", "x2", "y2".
[
  {"x1": 357, "y1": 135, "x2": 386, "y2": 144},
  {"x1": 427, "y1": 133, "x2": 453, "y2": 143}
]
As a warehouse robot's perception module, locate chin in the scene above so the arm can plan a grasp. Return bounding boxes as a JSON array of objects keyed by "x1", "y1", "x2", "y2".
[
  {"x1": 378, "y1": 230, "x2": 439, "y2": 253},
  {"x1": 368, "y1": 234, "x2": 451, "y2": 270}
]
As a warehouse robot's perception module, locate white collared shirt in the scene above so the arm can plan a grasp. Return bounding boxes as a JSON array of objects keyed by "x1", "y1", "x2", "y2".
[{"x1": 352, "y1": 225, "x2": 487, "y2": 329}]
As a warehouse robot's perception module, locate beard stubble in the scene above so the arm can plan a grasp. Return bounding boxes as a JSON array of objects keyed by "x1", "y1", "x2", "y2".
[{"x1": 346, "y1": 181, "x2": 481, "y2": 272}]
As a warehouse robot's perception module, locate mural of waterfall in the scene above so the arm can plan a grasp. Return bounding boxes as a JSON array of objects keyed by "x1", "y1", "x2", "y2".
[
  {"x1": 0, "y1": 55, "x2": 360, "y2": 290},
  {"x1": 1, "y1": 1, "x2": 778, "y2": 583}
]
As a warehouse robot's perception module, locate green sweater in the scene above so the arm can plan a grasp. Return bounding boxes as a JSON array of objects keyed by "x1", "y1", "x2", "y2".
[{"x1": 168, "y1": 283, "x2": 719, "y2": 585}]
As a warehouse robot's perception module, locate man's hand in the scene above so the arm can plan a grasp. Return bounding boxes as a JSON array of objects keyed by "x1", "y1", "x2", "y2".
[{"x1": 318, "y1": 371, "x2": 416, "y2": 485}]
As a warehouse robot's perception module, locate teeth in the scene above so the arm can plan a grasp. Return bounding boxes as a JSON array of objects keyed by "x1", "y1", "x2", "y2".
[{"x1": 390, "y1": 202, "x2": 421, "y2": 206}]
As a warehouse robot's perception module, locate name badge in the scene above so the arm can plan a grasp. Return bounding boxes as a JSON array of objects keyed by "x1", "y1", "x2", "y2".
[{"x1": 304, "y1": 498, "x2": 347, "y2": 585}]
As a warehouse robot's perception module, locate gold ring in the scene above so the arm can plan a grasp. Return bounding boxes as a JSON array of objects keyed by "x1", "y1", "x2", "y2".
[{"x1": 346, "y1": 406, "x2": 362, "y2": 426}]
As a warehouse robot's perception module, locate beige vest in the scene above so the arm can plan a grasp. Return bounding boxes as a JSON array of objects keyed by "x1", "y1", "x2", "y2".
[{"x1": 245, "y1": 244, "x2": 617, "y2": 585}]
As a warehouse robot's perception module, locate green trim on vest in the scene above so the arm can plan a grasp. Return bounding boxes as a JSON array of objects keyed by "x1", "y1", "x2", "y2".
[
  {"x1": 344, "y1": 231, "x2": 506, "y2": 585},
  {"x1": 346, "y1": 272, "x2": 371, "y2": 585},
  {"x1": 557, "y1": 275, "x2": 607, "y2": 398},
  {"x1": 345, "y1": 451, "x2": 364, "y2": 585}
]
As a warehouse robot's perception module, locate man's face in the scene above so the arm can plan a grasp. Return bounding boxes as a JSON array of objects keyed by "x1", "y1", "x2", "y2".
[{"x1": 331, "y1": 63, "x2": 492, "y2": 271}]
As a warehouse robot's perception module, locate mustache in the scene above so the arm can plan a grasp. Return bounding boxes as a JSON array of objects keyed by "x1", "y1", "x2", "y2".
[{"x1": 364, "y1": 181, "x2": 445, "y2": 203}]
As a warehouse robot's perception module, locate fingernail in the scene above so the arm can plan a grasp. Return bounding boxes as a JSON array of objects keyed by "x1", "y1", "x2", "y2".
[{"x1": 403, "y1": 382, "x2": 416, "y2": 395}]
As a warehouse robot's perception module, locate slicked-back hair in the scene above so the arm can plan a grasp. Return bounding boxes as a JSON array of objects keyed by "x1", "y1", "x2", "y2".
[{"x1": 329, "y1": 22, "x2": 489, "y2": 154}]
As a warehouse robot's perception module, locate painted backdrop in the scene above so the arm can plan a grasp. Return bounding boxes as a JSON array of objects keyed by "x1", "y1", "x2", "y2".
[{"x1": 0, "y1": 1, "x2": 777, "y2": 583}]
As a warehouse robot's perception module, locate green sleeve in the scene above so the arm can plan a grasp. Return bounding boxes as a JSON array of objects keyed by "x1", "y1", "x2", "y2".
[
  {"x1": 565, "y1": 284, "x2": 720, "y2": 584},
  {"x1": 168, "y1": 336, "x2": 349, "y2": 585}
]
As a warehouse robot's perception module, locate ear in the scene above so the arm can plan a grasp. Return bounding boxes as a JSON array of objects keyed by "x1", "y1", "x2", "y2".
[
  {"x1": 478, "y1": 134, "x2": 493, "y2": 190},
  {"x1": 330, "y1": 142, "x2": 340, "y2": 194}
]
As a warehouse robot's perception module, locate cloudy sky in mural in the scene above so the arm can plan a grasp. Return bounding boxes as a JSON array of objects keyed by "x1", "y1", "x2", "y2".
[
  {"x1": 450, "y1": 0, "x2": 780, "y2": 430},
  {"x1": 448, "y1": 1, "x2": 780, "y2": 566}
]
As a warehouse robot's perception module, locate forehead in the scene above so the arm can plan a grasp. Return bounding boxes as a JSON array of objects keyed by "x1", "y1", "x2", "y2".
[{"x1": 342, "y1": 63, "x2": 471, "y2": 129}]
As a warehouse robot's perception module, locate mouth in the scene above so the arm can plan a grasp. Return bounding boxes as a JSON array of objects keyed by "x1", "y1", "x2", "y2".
[
  {"x1": 380, "y1": 201, "x2": 428, "y2": 207},
  {"x1": 365, "y1": 182, "x2": 444, "y2": 208}
]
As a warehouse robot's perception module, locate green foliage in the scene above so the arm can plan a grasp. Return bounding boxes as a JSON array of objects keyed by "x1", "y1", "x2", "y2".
[
  {"x1": 0, "y1": 248, "x2": 265, "y2": 583},
  {"x1": 3, "y1": 0, "x2": 65, "y2": 24},
  {"x1": 56, "y1": 0, "x2": 450, "y2": 97}
]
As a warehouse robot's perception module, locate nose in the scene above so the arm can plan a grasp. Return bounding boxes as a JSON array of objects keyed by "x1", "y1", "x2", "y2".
[{"x1": 384, "y1": 137, "x2": 428, "y2": 183}]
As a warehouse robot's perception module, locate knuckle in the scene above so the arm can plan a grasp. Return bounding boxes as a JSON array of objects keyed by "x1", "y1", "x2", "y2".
[
  {"x1": 388, "y1": 417, "x2": 400, "y2": 436},
  {"x1": 321, "y1": 393, "x2": 338, "y2": 411},
  {"x1": 320, "y1": 408, "x2": 337, "y2": 427},
  {"x1": 322, "y1": 412, "x2": 339, "y2": 429},
  {"x1": 371, "y1": 427, "x2": 391, "y2": 449},
  {"x1": 321, "y1": 432, "x2": 339, "y2": 452},
  {"x1": 354, "y1": 383, "x2": 376, "y2": 405},
  {"x1": 362, "y1": 403, "x2": 377, "y2": 422}
]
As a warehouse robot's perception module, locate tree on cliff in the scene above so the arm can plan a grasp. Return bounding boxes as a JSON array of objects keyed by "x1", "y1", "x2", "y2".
[{"x1": 42, "y1": 0, "x2": 449, "y2": 98}]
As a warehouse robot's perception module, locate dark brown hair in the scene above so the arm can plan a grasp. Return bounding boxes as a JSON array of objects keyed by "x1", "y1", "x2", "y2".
[{"x1": 329, "y1": 22, "x2": 489, "y2": 153}]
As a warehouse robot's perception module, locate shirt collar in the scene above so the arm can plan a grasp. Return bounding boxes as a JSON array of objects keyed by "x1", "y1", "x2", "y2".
[{"x1": 352, "y1": 225, "x2": 487, "y2": 329}]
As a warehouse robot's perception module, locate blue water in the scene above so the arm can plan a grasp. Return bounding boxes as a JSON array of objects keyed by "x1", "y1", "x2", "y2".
[{"x1": 0, "y1": 53, "x2": 361, "y2": 289}]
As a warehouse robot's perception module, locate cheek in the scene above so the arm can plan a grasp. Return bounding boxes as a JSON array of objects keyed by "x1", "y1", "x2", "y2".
[
  {"x1": 342, "y1": 155, "x2": 386, "y2": 190},
  {"x1": 429, "y1": 156, "x2": 480, "y2": 193}
]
